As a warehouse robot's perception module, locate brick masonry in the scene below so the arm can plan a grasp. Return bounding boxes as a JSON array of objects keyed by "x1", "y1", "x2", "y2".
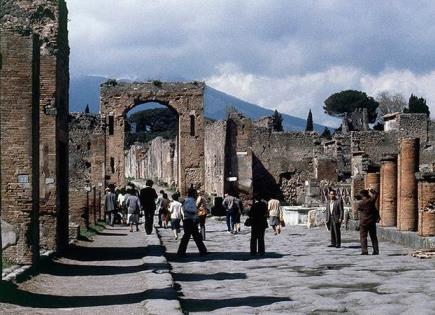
[
  {"x1": 0, "y1": 31, "x2": 40, "y2": 265},
  {"x1": 100, "y1": 81, "x2": 205, "y2": 195}
]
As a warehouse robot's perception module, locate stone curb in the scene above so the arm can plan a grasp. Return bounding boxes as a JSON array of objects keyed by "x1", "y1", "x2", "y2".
[
  {"x1": 2, "y1": 250, "x2": 54, "y2": 282},
  {"x1": 143, "y1": 226, "x2": 183, "y2": 315},
  {"x1": 348, "y1": 219, "x2": 435, "y2": 249}
]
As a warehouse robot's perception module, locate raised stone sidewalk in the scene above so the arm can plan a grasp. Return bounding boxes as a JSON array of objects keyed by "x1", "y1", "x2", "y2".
[{"x1": 0, "y1": 224, "x2": 181, "y2": 315}]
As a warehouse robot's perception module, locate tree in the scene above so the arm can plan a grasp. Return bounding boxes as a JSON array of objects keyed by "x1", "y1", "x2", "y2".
[
  {"x1": 407, "y1": 94, "x2": 430, "y2": 116},
  {"x1": 323, "y1": 90, "x2": 379, "y2": 123},
  {"x1": 376, "y1": 91, "x2": 406, "y2": 118},
  {"x1": 305, "y1": 109, "x2": 313, "y2": 131},
  {"x1": 84, "y1": 104, "x2": 90, "y2": 114},
  {"x1": 272, "y1": 109, "x2": 283, "y2": 132},
  {"x1": 320, "y1": 127, "x2": 332, "y2": 140}
]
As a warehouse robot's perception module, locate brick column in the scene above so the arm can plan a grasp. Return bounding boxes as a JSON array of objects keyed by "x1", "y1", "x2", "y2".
[
  {"x1": 364, "y1": 167, "x2": 380, "y2": 209},
  {"x1": 398, "y1": 138, "x2": 420, "y2": 231},
  {"x1": 417, "y1": 172, "x2": 435, "y2": 236},
  {"x1": 1, "y1": 31, "x2": 40, "y2": 265},
  {"x1": 380, "y1": 155, "x2": 398, "y2": 227}
]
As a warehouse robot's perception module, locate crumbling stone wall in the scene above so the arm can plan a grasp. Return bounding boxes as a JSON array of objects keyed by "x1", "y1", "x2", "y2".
[
  {"x1": 131, "y1": 137, "x2": 178, "y2": 186},
  {"x1": 323, "y1": 134, "x2": 351, "y2": 178},
  {"x1": 100, "y1": 81, "x2": 204, "y2": 195},
  {"x1": 351, "y1": 131, "x2": 399, "y2": 164},
  {"x1": 0, "y1": 31, "x2": 40, "y2": 265},
  {"x1": 252, "y1": 128, "x2": 321, "y2": 200},
  {"x1": 2, "y1": 0, "x2": 70, "y2": 253},
  {"x1": 204, "y1": 120, "x2": 226, "y2": 197},
  {"x1": 69, "y1": 113, "x2": 104, "y2": 228}
]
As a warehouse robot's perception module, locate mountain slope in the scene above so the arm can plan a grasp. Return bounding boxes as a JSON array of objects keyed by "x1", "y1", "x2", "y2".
[{"x1": 70, "y1": 76, "x2": 328, "y2": 131}]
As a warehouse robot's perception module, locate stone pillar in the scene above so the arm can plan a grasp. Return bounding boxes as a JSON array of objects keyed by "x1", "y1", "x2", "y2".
[
  {"x1": 398, "y1": 138, "x2": 420, "y2": 231},
  {"x1": 380, "y1": 155, "x2": 398, "y2": 227},
  {"x1": 1, "y1": 31, "x2": 40, "y2": 265},
  {"x1": 417, "y1": 172, "x2": 435, "y2": 236}
]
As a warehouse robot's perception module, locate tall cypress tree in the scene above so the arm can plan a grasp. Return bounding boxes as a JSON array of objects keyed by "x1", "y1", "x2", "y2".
[
  {"x1": 305, "y1": 109, "x2": 313, "y2": 131},
  {"x1": 84, "y1": 104, "x2": 90, "y2": 114},
  {"x1": 272, "y1": 110, "x2": 283, "y2": 131}
]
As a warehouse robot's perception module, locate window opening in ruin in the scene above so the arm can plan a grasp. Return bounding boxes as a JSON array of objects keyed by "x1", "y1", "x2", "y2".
[
  {"x1": 110, "y1": 157, "x2": 115, "y2": 174},
  {"x1": 87, "y1": 141, "x2": 91, "y2": 150},
  {"x1": 108, "y1": 116, "x2": 114, "y2": 135},
  {"x1": 190, "y1": 115, "x2": 195, "y2": 136}
]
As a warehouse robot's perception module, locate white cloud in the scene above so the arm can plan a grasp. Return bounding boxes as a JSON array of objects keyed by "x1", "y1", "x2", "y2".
[{"x1": 206, "y1": 66, "x2": 435, "y2": 127}]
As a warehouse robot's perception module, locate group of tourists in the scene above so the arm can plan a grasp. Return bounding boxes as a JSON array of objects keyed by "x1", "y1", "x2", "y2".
[{"x1": 105, "y1": 180, "x2": 380, "y2": 258}]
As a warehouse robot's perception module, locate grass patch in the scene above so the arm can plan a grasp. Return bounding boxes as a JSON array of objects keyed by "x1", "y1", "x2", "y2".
[
  {"x1": 2, "y1": 256, "x2": 14, "y2": 269},
  {"x1": 79, "y1": 220, "x2": 107, "y2": 241}
]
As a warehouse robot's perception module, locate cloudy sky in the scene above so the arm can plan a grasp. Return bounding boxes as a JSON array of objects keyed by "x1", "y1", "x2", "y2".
[{"x1": 68, "y1": 0, "x2": 435, "y2": 126}]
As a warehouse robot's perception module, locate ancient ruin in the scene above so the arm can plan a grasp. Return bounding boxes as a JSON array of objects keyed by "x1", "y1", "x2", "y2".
[{"x1": 1, "y1": 1, "x2": 435, "y2": 313}]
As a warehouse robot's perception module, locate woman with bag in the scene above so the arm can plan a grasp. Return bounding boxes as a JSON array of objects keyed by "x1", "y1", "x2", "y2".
[
  {"x1": 196, "y1": 190, "x2": 209, "y2": 241},
  {"x1": 247, "y1": 194, "x2": 268, "y2": 256}
]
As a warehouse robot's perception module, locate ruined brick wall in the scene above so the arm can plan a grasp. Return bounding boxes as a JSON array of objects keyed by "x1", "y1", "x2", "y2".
[
  {"x1": 0, "y1": 31, "x2": 40, "y2": 264},
  {"x1": 252, "y1": 128, "x2": 321, "y2": 199},
  {"x1": 323, "y1": 135, "x2": 351, "y2": 178},
  {"x1": 225, "y1": 113, "x2": 253, "y2": 201},
  {"x1": 396, "y1": 113, "x2": 429, "y2": 143},
  {"x1": 204, "y1": 120, "x2": 226, "y2": 197},
  {"x1": 2, "y1": 0, "x2": 70, "y2": 252},
  {"x1": 125, "y1": 144, "x2": 147, "y2": 179},
  {"x1": 314, "y1": 157, "x2": 338, "y2": 182},
  {"x1": 100, "y1": 81, "x2": 204, "y2": 194},
  {"x1": 69, "y1": 113, "x2": 104, "y2": 227}
]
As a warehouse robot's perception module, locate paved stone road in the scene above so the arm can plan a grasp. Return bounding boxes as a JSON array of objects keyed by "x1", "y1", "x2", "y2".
[
  {"x1": 159, "y1": 217, "x2": 435, "y2": 314},
  {"x1": 0, "y1": 224, "x2": 180, "y2": 315}
]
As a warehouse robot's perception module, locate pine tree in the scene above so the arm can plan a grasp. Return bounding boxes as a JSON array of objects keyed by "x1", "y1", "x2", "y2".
[
  {"x1": 408, "y1": 94, "x2": 430, "y2": 116},
  {"x1": 320, "y1": 127, "x2": 332, "y2": 140},
  {"x1": 305, "y1": 109, "x2": 313, "y2": 131},
  {"x1": 272, "y1": 109, "x2": 283, "y2": 131},
  {"x1": 85, "y1": 104, "x2": 90, "y2": 114}
]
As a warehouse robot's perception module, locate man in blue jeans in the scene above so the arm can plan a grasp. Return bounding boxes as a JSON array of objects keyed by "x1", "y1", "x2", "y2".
[{"x1": 222, "y1": 192, "x2": 239, "y2": 234}]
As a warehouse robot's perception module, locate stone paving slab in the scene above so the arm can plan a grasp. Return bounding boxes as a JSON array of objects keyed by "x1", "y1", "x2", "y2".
[
  {"x1": 0, "y1": 224, "x2": 182, "y2": 315},
  {"x1": 158, "y1": 217, "x2": 435, "y2": 314}
]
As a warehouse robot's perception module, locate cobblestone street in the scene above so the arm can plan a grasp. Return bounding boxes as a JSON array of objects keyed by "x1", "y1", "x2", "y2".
[{"x1": 159, "y1": 218, "x2": 435, "y2": 314}]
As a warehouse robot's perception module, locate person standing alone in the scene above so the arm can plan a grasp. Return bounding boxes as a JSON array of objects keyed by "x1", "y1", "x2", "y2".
[
  {"x1": 325, "y1": 189, "x2": 344, "y2": 248},
  {"x1": 248, "y1": 194, "x2": 268, "y2": 256},
  {"x1": 356, "y1": 188, "x2": 380, "y2": 255}
]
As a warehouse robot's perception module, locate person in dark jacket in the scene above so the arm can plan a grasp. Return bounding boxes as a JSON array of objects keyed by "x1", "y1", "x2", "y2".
[
  {"x1": 139, "y1": 180, "x2": 158, "y2": 235},
  {"x1": 325, "y1": 189, "x2": 344, "y2": 248},
  {"x1": 356, "y1": 188, "x2": 380, "y2": 255},
  {"x1": 248, "y1": 195, "x2": 268, "y2": 256}
]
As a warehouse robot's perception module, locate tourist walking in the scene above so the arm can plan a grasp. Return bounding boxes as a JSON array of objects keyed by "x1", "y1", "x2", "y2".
[
  {"x1": 356, "y1": 188, "x2": 380, "y2": 255},
  {"x1": 139, "y1": 180, "x2": 158, "y2": 235},
  {"x1": 268, "y1": 197, "x2": 282, "y2": 235},
  {"x1": 117, "y1": 187, "x2": 127, "y2": 224},
  {"x1": 104, "y1": 187, "x2": 117, "y2": 226},
  {"x1": 156, "y1": 190, "x2": 165, "y2": 227},
  {"x1": 161, "y1": 193, "x2": 170, "y2": 228},
  {"x1": 196, "y1": 190, "x2": 209, "y2": 240},
  {"x1": 222, "y1": 191, "x2": 239, "y2": 234},
  {"x1": 169, "y1": 193, "x2": 183, "y2": 240},
  {"x1": 177, "y1": 188, "x2": 207, "y2": 257},
  {"x1": 126, "y1": 188, "x2": 141, "y2": 232},
  {"x1": 325, "y1": 189, "x2": 344, "y2": 248},
  {"x1": 248, "y1": 194, "x2": 268, "y2": 256}
]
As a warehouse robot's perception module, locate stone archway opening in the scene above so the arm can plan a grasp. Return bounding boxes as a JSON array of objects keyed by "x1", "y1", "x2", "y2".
[
  {"x1": 100, "y1": 80, "x2": 205, "y2": 195},
  {"x1": 124, "y1": 101, "x2": 179, "y2": 190}
]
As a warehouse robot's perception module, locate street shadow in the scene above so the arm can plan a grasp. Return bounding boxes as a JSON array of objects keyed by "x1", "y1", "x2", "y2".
[
  {"x1": 173, "y1": 272, "x2": 247, "y2": 282},
  {"x1": 96, "y1": 231, "x2": 129, "y2": 236},
  {"x1": 0, "y1": 282, "x2": 176, "y2": 308},
  {"x1": 180, "y1": 296, "x2": 292, "y2": 312},
  {"x1": 40, "y1": 261, "x2": 167, "y2": 277},
  {"x1": 63, "y1": 246, "x2": 149, "y2": 261},
  {"x1": 167, "y1": 251, "x2": 284, "y2": 262}
]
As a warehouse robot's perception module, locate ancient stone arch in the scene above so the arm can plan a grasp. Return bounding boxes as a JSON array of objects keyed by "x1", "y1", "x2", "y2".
[{"x1": 100, "y1": 81, "x2": 205, "y2": 195}]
